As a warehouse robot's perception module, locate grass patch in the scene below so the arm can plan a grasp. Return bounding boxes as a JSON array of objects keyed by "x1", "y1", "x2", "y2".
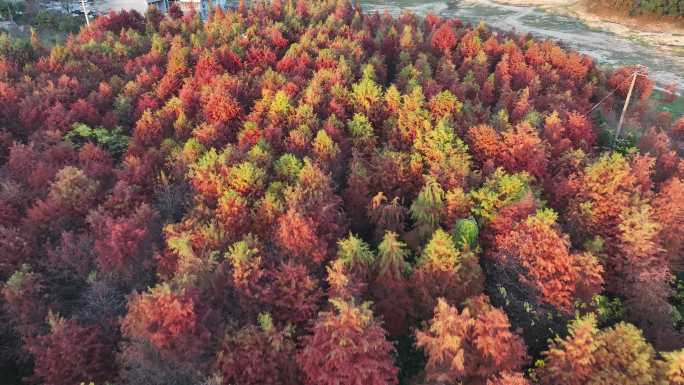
[{"x1": 653, "y1": 89, "x2": 684, "y2": 118}]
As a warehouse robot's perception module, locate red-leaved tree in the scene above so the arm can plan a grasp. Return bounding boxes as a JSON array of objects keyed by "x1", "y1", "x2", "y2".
[
  {"x1": 28, "y1": 315, "x2": 115, "y2": 385},
  {"x1": 298, "y1": 299, "x2": 398, "y2": 385}
]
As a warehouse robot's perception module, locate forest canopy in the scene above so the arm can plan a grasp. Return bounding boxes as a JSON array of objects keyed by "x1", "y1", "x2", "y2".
[
  {"x1": 603, "y1": 0, "x2": 684, "y2": 17},
  {"x1": 1, "y1": 0, "x2": 684, "y2": 384}
]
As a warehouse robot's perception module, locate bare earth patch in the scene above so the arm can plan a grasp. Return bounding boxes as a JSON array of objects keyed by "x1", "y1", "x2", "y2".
[{"x1": 471, "y1": 0, "x2": 684, "y2": 52}]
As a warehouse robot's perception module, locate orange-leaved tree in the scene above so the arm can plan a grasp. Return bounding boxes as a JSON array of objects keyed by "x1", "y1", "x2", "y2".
[
  {"x1": 491, "y1": 208, "x2": 603, "y2": 312},
  {"x1": 537, "y1": 314, "x2": 664, "y2": 385},
  {"x1": 416, "y1": 296, "x2": 528, "y2": 384}
]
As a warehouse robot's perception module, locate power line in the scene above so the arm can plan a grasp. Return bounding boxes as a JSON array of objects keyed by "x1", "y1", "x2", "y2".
[{"x1": 585, "y1": 65, "x2": 649, "y2": 139}]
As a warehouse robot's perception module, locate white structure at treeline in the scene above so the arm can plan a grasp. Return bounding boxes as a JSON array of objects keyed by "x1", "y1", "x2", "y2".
[{"x1": 147, "y1": 0, "x2": 231, "y2": 19}]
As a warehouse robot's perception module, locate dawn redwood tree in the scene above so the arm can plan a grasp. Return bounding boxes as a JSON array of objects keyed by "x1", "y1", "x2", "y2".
[
  {"x1": 661, "y1": 350, "x2": 684, "y2": 385},
  {"x1": 276, "y1": 209, "x2": 329, "y2": 266},
  {"x1": 24, "y1": 166, "x2": 100, "y2": 239},
  {"x1": 122, "y1": 284, "x2": 209, "y2": 360},
  {"x1": 491, "y1": 208, "x2": 604, "y2": 312},
  {"x1": 565, "y1": 112, "x2": 595, "y2": 150},
  {"x1": 410, "y1": 179, "x2": 445, "y2": 242},
  {"x1": 0, "y1": 226, "x2": 32, "y2": 277},
  {"x1": 536, "y1": 315, "x2": 598, "y2": 385},
  {"x1": 298, "y1": 299, "x2": 399, "y2": 385},
  {"x1": 410, "y1": 228, "x2": 483, "y2": 320},
  {"x1": 416, "y1": 296, "x2": 528, "y2": 385},
  {"x1": 443, "y1": 187, "x2": 473, "y2": 229},
  {"x1": 336, "y1": 234, "x2": 376, "y2": 278},
  {"x1": 0, "y1": 1, "x2": 683, "y2": 383},
  {"x1": 133, "y1": 109, "x2": 164, "y2": 146},
  {"x1": 226, "y1": 235, "x2": 270, "y2": 317},
  {"x1": 326, "y1": 258, "x2": 367, "y2": 302},
  {"x1": 351, "y1": 67, "x2": 385, "y2": 125},
  {"x1": 366, "y1": 150, "x2": 423, "y2": 205},
  {"x1": 638, "y1": 127, "x2": 681, "y2": 182},
  {"x1": 431, "y1": 23, "x2": 457, "y2": 55},
  {"x1": 567, "y1": 153, "x2": 642, "y2": 265},
  {"x1": 88, "y1": 203, "x2": 160, "y2": 281},
  {"x1": 47, "y1": 231, "x2": 96, "y2": 279},
  {"x1": 467, "y1": 123, "x2": 549, "y2": 180},
  {"x1": 276, "y1": 160, "x2": 347, "y2": 266},
  {"x1": 498, "y1": 122, "x2": 549, "y2": 180},
  {"x1": 216, "y1": 313, "x2": 299, "y2": 385},
  {"x1": 46, "y1": 166, "x2": 100, "y2": 213},
  {"x1": 252, "y1": 188, "x2": 286, "y2": 239},
  {"x1": 567, "y1": 153, "x2": 677, "y2": 346},
  {"x1": 542, "y1": 111, "x2": 572, "y2": 157},
  {"x1": 615, "y1": 201, "x2": 676, "y2": 347},
  {"x1": 6, "y1": 141, "x2": 76, "y2": 200},
  {"x1": 538, "y1": 315, "x2": 663, "y2": 385},
  {"x1": 216, "y1": 189, "x2": 251, "y2": 241},
  {"x1": 367, "y1": 192, "x2": 407, "y2": 242},
  {"x1": 653, "y1": 177, "x2": 684, "y2": 270},
  {"x1": 28, "y1": 315, "x2": 115, "y2": 385},
  {"x1": 369, "y1": 231, "x2": 412, "y2": 338},
  {"x1": 413, "y1": 119, "x2": 471, "y2": 192},
  {"x1": 312, "y1": 129, "x2": 342, "y2": 171},
  {"x1": 608, "y1": 66, "x2": 654, "y2": 103},
  {"x1": 673, "y1": 116, "x2": 684, "y2": 138},
  {"x1": 2, "y1": 265, "x2": 47, "y2": 342},
  {"x1": 202, "y1": 87, "x2": 242, "y2": 127},
  {"x1": 467, "y1": 124, "x2": 504, "y2": 172},
  {"x1": 77, "y1": 143, "x2": 114, "y2": 181},
  {"x1": 264, "y1": 260, "x2": 322, "y2": 329}
]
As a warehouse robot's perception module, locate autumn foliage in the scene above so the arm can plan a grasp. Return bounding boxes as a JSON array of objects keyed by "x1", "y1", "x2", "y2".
[
  {"x1": 298, "y1": 300, "x2": 398, "y2": 385},
  {"x1": 537, "y1": 314, "x2": 679, "y2": 385},
  {"x1": 28, "y1": 315, "x2": 115, "y2": 385},
  {"x1": 491, "y1": 208, "x2": 603, "y2": 312},
  {"x1": 416, "y1": 296, "x2": 528, "y2": 384},
  {"x1": 0, "y1": 0, "x2": 683, "y2": 384}
]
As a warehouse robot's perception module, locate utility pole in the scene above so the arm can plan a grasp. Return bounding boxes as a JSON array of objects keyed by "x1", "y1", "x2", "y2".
[
  {"x1": 616, "y1": 70, "x2": 638, "y2": 139},
  {"x1": 7, "y1": 3, "x2": 13, "y2": 22},
  {"x1": 80, "y1": 0, "x2": 90, "y2": 25}
]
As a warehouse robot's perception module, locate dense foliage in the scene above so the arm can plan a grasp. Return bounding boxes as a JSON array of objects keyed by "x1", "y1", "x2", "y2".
[
  {"x1": 602, "y1": 0, "x2": 684, "y2": 17},
  {"x1": 1, "y1": 1, "x2": 683, "y2": 384}
]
